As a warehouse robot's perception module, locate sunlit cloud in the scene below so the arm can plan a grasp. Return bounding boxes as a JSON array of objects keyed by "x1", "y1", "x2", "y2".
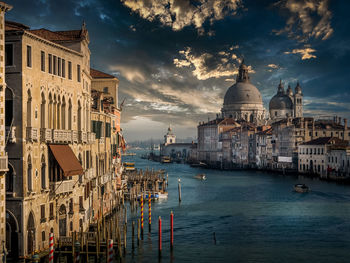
[
  {"x1": 284, "y1": 47, "x2": 317, "y2": 60},
  {"x1": 275, "y1": 0, "x2": 333, "y2": 42},
  {"x1": 121, "y1": 0, "x2": 242, "y2": 34}
]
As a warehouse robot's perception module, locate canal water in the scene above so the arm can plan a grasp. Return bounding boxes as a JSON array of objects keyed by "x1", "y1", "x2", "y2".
[{"x1": 123, "y1": 151, "x2": 350, "y2": 263}]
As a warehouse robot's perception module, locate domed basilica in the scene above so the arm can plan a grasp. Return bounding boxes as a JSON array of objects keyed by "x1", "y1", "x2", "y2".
[
  {"x1": 221, "y1": 60, "x2": 266, "y2": 123},
  {"x1": 221, "y1": 60, "x2": 303, "y2": 123}
]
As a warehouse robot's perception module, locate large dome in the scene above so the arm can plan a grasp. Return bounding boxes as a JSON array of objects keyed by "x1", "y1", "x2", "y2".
[
  {"x1": 269, "y1": 94, "x2": 293, "y2": 110},
  {"x1": 223, "y1": 82, "x2": 263, "y2": 105}
]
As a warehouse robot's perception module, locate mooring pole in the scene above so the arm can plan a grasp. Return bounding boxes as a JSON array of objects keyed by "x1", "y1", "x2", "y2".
[
  {"x1": 170, "y1": 211, "x2": 174, "y2": 250},
  {"x1": 49, "y1": 233, "x2": 54, "y2": 263},
  {"x1": 141, "y1": 194, "x2": 144, "y2": 239},
  {"x1": 178, "y1": 179, "x2": 182, "y2": 202},
  {"x1": 158, "y1": 216, "x2": 162, "y2": 256},
  {"x1": 148, "y1": 192, "x2": 152, "y2": 232}
]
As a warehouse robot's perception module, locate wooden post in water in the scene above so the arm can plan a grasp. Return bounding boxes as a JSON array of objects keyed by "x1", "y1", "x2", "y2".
[
  {"x1": 148, "y1": 192, "x2": 152, "y2": 232},
  {"x1": 124, "y1": 223, "x2": 127, "y2": 252},
  {"x1": 140, "y1": 194, "x2": 144, "y2": 239},
  {"x1": 178, "y1": 179, "x2": 182, "y2": 202},
  {"x1": 170, "y1": 211, "x2": 174, "y2": 250},
  {"x1": 158, "y1": 216, "x2": 162, "y2": 256},
  {"x1": 132, "y1": 221, "x2": 135, "y2": 249},
  {"x1": 108, "y1": 239, "x2": 114, "y2": 263},
  {"x1": 137, "y1": 219, "x2": 140, "y2": 246}
]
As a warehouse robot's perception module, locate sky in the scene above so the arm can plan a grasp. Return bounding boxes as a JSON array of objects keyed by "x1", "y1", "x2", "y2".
[{"x1": 5, "y1": 0, "x2": 350, "y2": 141}]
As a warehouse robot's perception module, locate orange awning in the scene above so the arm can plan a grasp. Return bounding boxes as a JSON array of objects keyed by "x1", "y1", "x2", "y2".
[{"x1": 49, "y1": 144, "x2": 84, "y2": 177}]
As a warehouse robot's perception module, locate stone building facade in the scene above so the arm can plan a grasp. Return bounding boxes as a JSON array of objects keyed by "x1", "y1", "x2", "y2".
[
  {"x1": 0, "y1": 2, "x2": 11, "y2": 261},
  {"x1": 3, "y1": 20, "x2": 111, "y2": 259}
]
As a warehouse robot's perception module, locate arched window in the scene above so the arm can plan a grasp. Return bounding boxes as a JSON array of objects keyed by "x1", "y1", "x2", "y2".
[
  {"x1": 78, "y1": 153, "x2": 83, "y2": 183},
  {"x1": 26, "y1": 90, "x2": 32, "y2": 127},
  {"x1": 68, "y1": 99, "x2": 72, "y2": 130},
  {"x1": 61, "y1": 96, "x2": 66, "y2": 130},
  {"x1": 78, "y1": 101, "x2": 82, "y2": 131},
  {"x1": 48, "y1": 93, "x2": 53, "y2": 129},
  {"x1": 27, "y1": 212, "x2": 35, "y2": 255},
  {"x1": 57, "y1": 96, "x2": 61, "y2": 129},
  {"x1": 41, "y1": 155, "x2": 46, "y2": 189},
  {"x1": 40, "y1": 93, "x2": 46, "y2": 129},
  {"x1": 5, "y1": 88, "x2": 14, "y2": 127},
  {"x1": 27, "y1": 155, "x2": 32, "y2": 192},
  {"x1": 6, "y1": 163, "x2": 14, "y2": 192},
  {"x1": 53, "y1": 95, "x2": 57, "y2": 129}
]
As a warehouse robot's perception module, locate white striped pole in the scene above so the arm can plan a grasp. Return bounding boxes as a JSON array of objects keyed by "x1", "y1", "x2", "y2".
[
  {"x1": 49, "y1": 233, "x2": 54, "y2": 263},
  {"x1": 108, "y1": 239, "x2": 114, "y2": 262}
]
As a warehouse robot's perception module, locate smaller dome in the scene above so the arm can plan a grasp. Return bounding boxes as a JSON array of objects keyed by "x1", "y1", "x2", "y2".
[{"x1": 269, "y1": 94, "x2": 293, "y2": 110}]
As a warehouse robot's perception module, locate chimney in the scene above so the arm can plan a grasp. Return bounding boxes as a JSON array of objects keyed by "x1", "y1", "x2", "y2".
[
  {"x1": 312, "y1": 118, "x2": 315, "y2": 139},
  {"x1": 305, "y1": 120, "x2": 309, "y2": 139},
  {"x1": 344, "y1": 118, "x2": 348, "y2": 140},
  {"x1": 339, "y1": 117, "x2": 342, "y2": 124}
]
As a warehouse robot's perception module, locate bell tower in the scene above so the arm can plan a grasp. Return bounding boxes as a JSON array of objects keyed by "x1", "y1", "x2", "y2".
[
  {"x1": 294, "y1": 81, "x2": 303, "y2": 117},
  {"x1": 164, "y1": 125, "x2": 176, "y2": 146}
]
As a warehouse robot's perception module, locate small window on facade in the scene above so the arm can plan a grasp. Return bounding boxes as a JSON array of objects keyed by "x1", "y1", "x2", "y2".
[
  {"x1": 42, "y1": 231, "x2": 46, "y2": 242},
  {"x1": 68, "y1": 61, "x2": 72, "y2": 79},
  {"x1": 41, "y1": 51, "x2": 45, "y2": 72},
  {"x1": 5, "y1": 43, "x2": 14, "y2": 66},
  {"x1": 79, "y1": 196, "x2": 84, "y2": 210},
  {"x1": 53, "y1": 56, "x2": 57, "y2": 75},
  {"x1": 77, "y1": 64, "x2": 81, "y2": 82},
  {"x1": 58, "y1": 57, "x2": 61, "y2": 76},
  {"x1": 41, "y1": 204, "x2": 45, "y2": 221},
  {"x1": 103, "y1": 87, "x2": 108, "y2": 94},
  {"x1": 27, "y1": 45, "x2": 32, "y2": 68},
  {"x1": 62, "y1": 59, "x2": 66, "y2": 78},
  {"x1": 48, "y1": 54, "x2": 52, "y2": 73},
  {"x1": 49, "y1": 202, "x2": 54, "y2": 219}
]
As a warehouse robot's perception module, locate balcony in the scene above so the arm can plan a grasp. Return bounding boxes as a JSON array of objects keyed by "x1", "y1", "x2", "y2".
[
  {"x1": 49, "y1": 180, "x2": 74, "y2": 195},
  {"x1": 26, "y1": 127, "x2": 39, "y2": 142},
  {"x1": 88, "y1": 132, "x2": 96, "y2": 144},
  {"x1": 40, "y1": 128, "x2": 52, "y2": 143},
  {"x1": 5, "y1": 126, "x2": 16, "y2": 143},
  {"x1": 0, "y1": 155, "x2": 8, "y2": 172},
  {"x1": 79, "y1": 131, "x2": 87, "y2": 144},
  {"x1": 72, "y1": 131, "x2": 79, "y2": 143}
]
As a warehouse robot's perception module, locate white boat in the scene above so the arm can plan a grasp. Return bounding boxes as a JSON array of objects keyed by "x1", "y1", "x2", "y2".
[
  {"x1": 194, "y1": 174, "x2": 206, "y2": 180},
  {"x1": 294, "y1": 184, "x2": 310, "y2": 193},
  {"x1": 158, "y1": 192, "x2": 168, "y2": 199}
]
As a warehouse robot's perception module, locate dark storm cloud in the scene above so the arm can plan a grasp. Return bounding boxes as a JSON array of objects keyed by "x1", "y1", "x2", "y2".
[{"x1": 5, "y1": 0, "x2": 350, "y2": 140}]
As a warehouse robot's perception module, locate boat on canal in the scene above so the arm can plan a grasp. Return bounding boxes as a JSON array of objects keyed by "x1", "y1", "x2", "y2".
[
  {"x1": 294, "y1": 184, "x2": 310, "y2": 193},
  {"x1": 194, "y1": 174, "x2": 206, "y2": 180}
]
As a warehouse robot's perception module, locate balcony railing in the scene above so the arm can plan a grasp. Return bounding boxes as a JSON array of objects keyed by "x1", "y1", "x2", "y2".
[
  {"x1": 5, "y1": 126, "x2": 16, "y2": 143},
  {"x1": 40, "y1": 128, "x2": 52, "y2": 143},
  {"x1": 0, "y1": 155, "x2": 8, "y2": 172},
  {"x1": 50, "y1": 180, "x2": 74, "y2": 195},
  {"x1": 79, "y1": 131, "x2": 87, "y2": 144},
  {"x1": 26, "y1": 127, "x2": 39, "y2": 142},
  {"x1": 72, "y1": 131, "x2": 79, "y2": 143}
]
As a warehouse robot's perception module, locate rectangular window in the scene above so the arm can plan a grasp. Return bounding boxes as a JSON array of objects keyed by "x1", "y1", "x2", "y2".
[
  {"x1": 41, "y1": 51, "x2": 45, "y2": 71},
  {"x1": 69, "y1": 198, "x2": 73, "y2": 213},
  {"x1": 62, "y1": 59, "x2": 66, "y2": 78},
  {"x1": 26, "y1": 45, "x2": 32, "y2": 68},
  {"x1": 77, "y1": 64, "x2": 81, "y2": 82},
  {"x1": 5, "y1": 43, "x2": 14, "y2": 66},
  {"x1": 79, "y1": 196, "x2": 84, "y2": 210},
  {"x1": 48, "y1": 54, "x2": 52, "y2": 73},
  {"x1": 105, "y1": 122, "x2": 111, "y2": 138},
  {"x1": 58, "y1": 57, "x2": 61, "y2": 76},
  {"x1": 40, "y1": 204, "x2": 46, "y2": 222},
  {"x1": 68, "y1": 61, "x2": 72, "y2": 79},
  {"x1": 53, "y1": 55, "x2": 57, "y2": 75},
  {"x1": 49, "y1": 203, "x2": 54, "y2": 220}
]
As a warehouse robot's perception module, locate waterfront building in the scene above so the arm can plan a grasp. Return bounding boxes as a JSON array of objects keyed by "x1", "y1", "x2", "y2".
[
  {"x1": 269, "y1": 80, "x2": 303, "y2": 120},
  {"x1": 221, "y1": 61, "x2": 266, "y2": 124},
  {"x1": 0, "y1": 2, "x2": 11, "y2": 261},
  {"x1": 298, "y1": 137, "x2": 348, "y2": 177},
  {"x1": 4, "y1": 20, "x2": 96, "y2": 258},
  {"x1": 197, "y1": 118, "x2": 240, "y2": 167},
  {"x1": 254, "y1": 127, "x2": 273, "y2": 169},
  {"x1": 90, "y1": 68, "x2": 123, "y2": 219},
  {"x1": 160, "y1": 126, "x2": 194, "y2": 162}
]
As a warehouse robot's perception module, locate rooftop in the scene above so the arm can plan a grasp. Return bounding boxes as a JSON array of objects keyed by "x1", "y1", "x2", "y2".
[
  {"x1": 302, "y1": 137, "x2": 348, "y2": 146},
  {"x1": 90, "y1": 68, "x2": 117, "y2": 79}
]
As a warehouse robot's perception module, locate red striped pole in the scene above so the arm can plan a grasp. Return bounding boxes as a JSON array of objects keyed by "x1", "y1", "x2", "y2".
[
  {"x1": 148, "y1": 192, "x2": 151, "y2": 232},
  {"x1": 170, "y1": 211, "x2": 174, "y2": 250},
  {"x1": 141, "y1": 194, "x2": 144, "y2": 238},
  {"x1": 158, "y1": 216, "x2": 162, "y2": 254},
  {"x1": 49, "y1": 233, "x2": 54, "y2": 263},
  {"x1": 108, "y1": 239, "x2": 113, "y2": 262}
]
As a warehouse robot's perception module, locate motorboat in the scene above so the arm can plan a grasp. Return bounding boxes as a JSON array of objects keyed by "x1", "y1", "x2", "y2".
[
  {"x1": 294, "y1": 184, "x2": 310, "y2": 193},
  {"x1": 194, "y1": 174, "x2": 206, "y2": 180}
]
